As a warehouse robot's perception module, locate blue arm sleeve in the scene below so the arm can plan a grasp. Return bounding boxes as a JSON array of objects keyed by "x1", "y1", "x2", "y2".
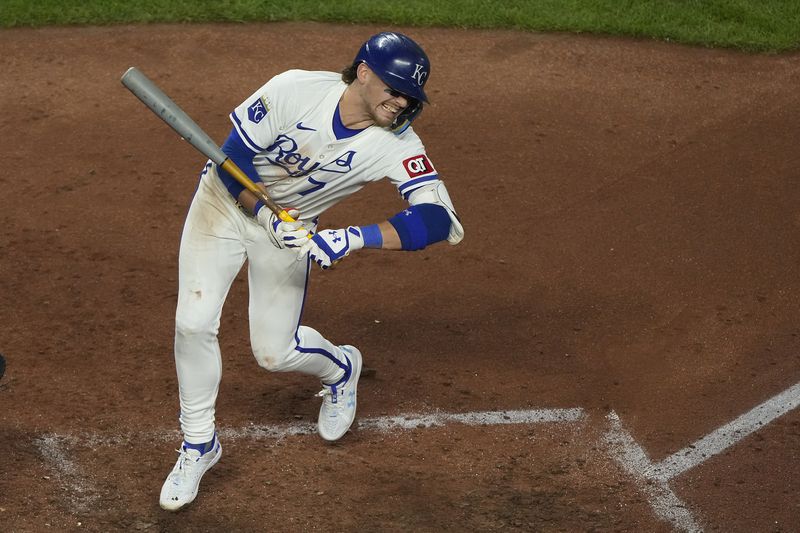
[
  {"x1": 387, "y1": 203, "x2": 452, "y2": 251},
  {"x1": 216, "y1": 128, "x2": 259, "y2": 201}
]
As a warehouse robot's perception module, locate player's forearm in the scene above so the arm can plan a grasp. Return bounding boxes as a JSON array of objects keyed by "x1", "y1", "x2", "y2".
[
  {"x1": 376, "y1": 221, "x2": 401, "y2": 250},
  {"x1": 354, "y1": 205, "x2": 451, "y2": 252},
  {"x1": 236, "y1": 189, "x2": 261, "y2": 215}
]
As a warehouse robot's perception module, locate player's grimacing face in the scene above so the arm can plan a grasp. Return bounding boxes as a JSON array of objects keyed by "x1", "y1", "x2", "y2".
[{"x1": 361, "y1": 67, "x2": 409, "y2": 127}]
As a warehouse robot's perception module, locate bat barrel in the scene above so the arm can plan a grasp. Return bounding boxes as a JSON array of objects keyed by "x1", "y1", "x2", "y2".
[
  {"x1": 121, "y1": 67, "x2": 227, "y2": 165},
  {"x1": 120, "y1": 67, "x2": 298, "y2": 223}
]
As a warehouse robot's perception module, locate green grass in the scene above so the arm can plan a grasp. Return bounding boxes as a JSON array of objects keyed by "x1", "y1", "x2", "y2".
[{"x1": 2, "y1": 0, "x2": 799, "y2": 53}]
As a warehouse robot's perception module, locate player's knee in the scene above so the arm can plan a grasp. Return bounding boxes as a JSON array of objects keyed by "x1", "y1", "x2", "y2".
[
  {"x1": 254, "y1": 350, "x2": 283, "y2": 372},
  {"x1": 175, "y1": 314, "x2": 218, "y2": 340},
  {"x1": 253, "y1": 345, "x2": 293, "y2": 372}
]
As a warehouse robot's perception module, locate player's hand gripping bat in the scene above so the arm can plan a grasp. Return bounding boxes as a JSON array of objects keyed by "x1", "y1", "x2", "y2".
[{"x1": 120, "y1": 67, "x2": 298, "y2": 224}]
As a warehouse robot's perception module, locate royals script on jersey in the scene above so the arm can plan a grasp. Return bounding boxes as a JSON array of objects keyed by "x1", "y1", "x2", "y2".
[{"x1": 203, "y1": 70, "x2": 440, "y2": 220}]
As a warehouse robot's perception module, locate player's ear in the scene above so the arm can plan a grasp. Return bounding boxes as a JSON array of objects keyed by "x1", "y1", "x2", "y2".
[{"x1": 356, "y1": 62, "x2": 371, "y2": 84}]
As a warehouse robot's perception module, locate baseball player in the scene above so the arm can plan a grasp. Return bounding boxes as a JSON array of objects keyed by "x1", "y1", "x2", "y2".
[{"x1": 159, "y1": 32, "x2": 464, "y2": 511}]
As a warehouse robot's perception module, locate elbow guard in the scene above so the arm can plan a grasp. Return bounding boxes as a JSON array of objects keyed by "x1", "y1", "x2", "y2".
[
  {"x1": 406, "y1": 181, "x2": 464, "y2": 245},
  {"x1": 388, "y1": 203, "x2": 452, "y2": 251}
]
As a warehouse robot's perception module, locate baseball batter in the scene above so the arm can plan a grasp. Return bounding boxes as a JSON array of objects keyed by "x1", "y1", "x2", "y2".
[{"x1": 159, "y1": 32, "x2": 464, "y2": 511}]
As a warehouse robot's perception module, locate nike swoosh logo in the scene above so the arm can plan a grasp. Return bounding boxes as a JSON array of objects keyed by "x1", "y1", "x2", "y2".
[{"x1": 296, "y1": 122, "x2": 316, "y2": 131}]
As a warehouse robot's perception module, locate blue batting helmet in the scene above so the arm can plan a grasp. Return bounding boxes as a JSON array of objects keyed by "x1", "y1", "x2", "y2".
[{"x1": 353, "y1": 32, "x2": 431, "y2": 133}]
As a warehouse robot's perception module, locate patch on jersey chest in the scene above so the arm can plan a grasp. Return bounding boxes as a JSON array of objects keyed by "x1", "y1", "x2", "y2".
[
  {"x1": 403, "y1": 154, "x2": 435, "y2": 178},
  {"x1": 248, "y1": 96, "x2": 270, "y2": 124}
]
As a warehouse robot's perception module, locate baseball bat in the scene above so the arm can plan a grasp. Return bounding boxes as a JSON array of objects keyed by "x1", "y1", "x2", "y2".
[{"x1": 120, "y1": 66, "x2": 296, "y2": 223}]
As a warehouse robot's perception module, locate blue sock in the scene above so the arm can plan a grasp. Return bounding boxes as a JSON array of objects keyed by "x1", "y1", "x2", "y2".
[{"x1": 184, "y1": 434, "x2": 216, "y2": 455}]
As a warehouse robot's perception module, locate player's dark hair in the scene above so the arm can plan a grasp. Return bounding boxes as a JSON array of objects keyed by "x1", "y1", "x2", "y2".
[{"x1": 341, "y1": 63, "x2": 358, "y2": 84}]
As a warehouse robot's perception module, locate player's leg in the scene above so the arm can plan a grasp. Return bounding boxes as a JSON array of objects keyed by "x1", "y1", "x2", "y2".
[
  {"x1": 173, "y1": 182, "x2": 247, "y2": 443},
  {"x1": 161, "y1": 179, "x2": 245, "y2": 511},
  {"x1": 245, "y1": 229, "x2": 345, "y2": 381},
  {"x1": 245, "y1": 224, "x2": 362, "y2": 441}
]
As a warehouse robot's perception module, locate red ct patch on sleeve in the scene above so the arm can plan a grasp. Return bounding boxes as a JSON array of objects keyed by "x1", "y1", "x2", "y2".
[{"x1": 403, "y1": 154, "x2": 435, "y2": 178}]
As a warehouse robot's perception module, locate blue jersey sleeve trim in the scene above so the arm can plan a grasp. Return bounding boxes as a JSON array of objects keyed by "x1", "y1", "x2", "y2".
[
  {"x1": 398, "y1": 175, "x2": 439, "y2": 199},
  {"x1": 230, "y1": 112, "x2": 266, "y2": 152},
  {"x1": 388, "y1": 203, "x2": 451, "y2": 251},
  {"x1": 217, "y1": 128, "x2": 259, "y2": 202}
]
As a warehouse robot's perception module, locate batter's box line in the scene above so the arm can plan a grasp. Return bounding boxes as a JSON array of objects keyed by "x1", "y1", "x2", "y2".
[
  {"x1": 33, "y1": 435, "x2": 99, "y2": 515},
  {"x1": 34, "y1": 407, "x2": 586, "y2": 514},
  {"x1": 37, "y1": 407, "x2": 587, "y2": 448},
  {"x1": 604, "y1": 380, "x2": 800, "y2": 533},
  {"x1": 226, "y1": 407, "x2": 587, "y2": 441}
]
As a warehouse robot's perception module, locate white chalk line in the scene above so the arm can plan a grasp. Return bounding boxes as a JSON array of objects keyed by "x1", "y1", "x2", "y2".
[
  {"x1": 604, "y1": 411, "x2": 703, "y2": 532},
  {"x1": 33, "y1": 435, "x2": 100, "y2": 514},
  {"x1": 42, "y1": 407, "x2": 586, "y2": 447},
  {"x1": 652, "y1": 381, "x2": 800, "y2": 481},
  {"x1": 604, "y1": 380, "x2": 800, "y2": 532},
  {"x1": 35, "y1": 407, "x2": 585, "y2": 514},
  {"x1": 363, "y1": 407, "x2": 587, "y2": 428}
]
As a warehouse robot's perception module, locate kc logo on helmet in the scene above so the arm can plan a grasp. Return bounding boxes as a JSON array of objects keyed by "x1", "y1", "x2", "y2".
[
  {"x1": 412, "y1": 64, "x2": 427, "y2": 86},
  {"x1": 403, "y1": 154, "x2": 434, "y2": 177}
]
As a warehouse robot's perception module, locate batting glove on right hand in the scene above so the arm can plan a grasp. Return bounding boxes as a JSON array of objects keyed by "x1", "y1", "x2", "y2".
[{"x1": 299, "y1": 227, "x2": 365, "y2": 269}]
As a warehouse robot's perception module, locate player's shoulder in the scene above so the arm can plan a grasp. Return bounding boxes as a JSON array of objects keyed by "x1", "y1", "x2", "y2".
[
  {"x1": 366, "y1": 125, "x2": 436, "y2": 182},
  {"x1": 373, "y1": 123, "x2": 426, "y2": 155},
  {"x1": 273, "y1": 69, "x2": 340, "y2": 82},
  {"x1": 268, "y1": 69, "x2": 342, "y2": 93}
]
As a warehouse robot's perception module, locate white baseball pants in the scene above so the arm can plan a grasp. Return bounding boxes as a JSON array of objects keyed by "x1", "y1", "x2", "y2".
[{"x1": 173, "y1": 175, "x2": 347, "y2": 444}]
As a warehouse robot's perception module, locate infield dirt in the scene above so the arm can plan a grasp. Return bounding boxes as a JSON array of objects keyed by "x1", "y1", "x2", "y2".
[{"x1": 1, "y1": 22, "x2": 799, "y2": 532}]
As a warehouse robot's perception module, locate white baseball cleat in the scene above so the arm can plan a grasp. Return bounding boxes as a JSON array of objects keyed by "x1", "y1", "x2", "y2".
[
  {"x1": 317, "y1": 345, "x2": 362, "y2": 441},
  {"x1": 159, "y1": 436, "x2": 222, "y2": 511}
]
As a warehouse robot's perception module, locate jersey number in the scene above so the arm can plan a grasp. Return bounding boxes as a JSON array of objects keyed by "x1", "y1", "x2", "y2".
[{"x1": 297, "y1": 177, "x2": 327, "y2": 197}]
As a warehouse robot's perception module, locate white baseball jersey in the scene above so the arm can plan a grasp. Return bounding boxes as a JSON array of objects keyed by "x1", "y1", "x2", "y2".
[{"x1": 202, "y1": 69, "x2": 463, "y2": 243}]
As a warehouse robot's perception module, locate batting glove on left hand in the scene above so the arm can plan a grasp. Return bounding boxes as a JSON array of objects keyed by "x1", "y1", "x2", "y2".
[
  {"x1": 299, "y1": 227, "x2": 365, "y2": 269},
  {"x1": 258, "y1": 209, "x2": 304, "y2": 249}
]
